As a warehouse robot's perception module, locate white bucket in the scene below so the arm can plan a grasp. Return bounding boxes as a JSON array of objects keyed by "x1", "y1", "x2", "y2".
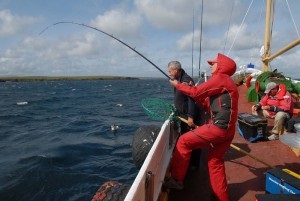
[
  {"x1": 280, "y1": 133, "x2": 300, "y2": 148},
  {"x1": 294, "y1": 123, "x2": 300, "y2": 133}
]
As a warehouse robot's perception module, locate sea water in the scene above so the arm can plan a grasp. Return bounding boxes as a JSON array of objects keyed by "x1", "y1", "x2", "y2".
[{"x1": 0, "y1": 79, "x2": 172, "y2": 201}]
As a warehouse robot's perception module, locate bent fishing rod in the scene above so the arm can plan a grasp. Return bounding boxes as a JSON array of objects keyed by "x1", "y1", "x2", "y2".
[{"x1": 39, "y1": 21, "x2": 171, "y2": 79}]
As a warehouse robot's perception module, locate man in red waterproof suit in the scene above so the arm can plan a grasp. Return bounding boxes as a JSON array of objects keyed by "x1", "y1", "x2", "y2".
[
  {"x1": 252, "y1": 82, "x2": 292, "y2": 140},
  {"x1": 164, "y1": 53, "x2": 238, "y2": 201}
]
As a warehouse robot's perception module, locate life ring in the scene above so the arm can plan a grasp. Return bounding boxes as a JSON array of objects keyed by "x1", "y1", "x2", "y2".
[
  {"x1": 277, "y1": 83, "x2": 287, "y2": 99},
  {"x1": 255, "y1": 81, "x2": 260, "y2": 93},
  {"x1": 132, "y1": 125, "x2": 160, "y2": 169},
  {"x1": 92, "y1": 181, "x2": 130, "y2": 201},
  {"x1": 245, "y1": 75, "x2": 253, "y2": 88}
]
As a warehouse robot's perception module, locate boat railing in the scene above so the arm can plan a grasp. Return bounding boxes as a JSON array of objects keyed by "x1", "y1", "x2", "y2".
[{"x1": 125, "y1": 118, "x2": 180, "y2": 201}]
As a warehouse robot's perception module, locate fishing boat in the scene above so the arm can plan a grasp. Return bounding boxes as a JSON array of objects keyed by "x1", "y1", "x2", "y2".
[{"x1": 91, "y1": 0, "x2": 300, "y2": 200}]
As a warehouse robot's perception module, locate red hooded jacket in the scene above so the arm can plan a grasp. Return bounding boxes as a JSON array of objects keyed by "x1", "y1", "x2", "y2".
[
  {"x1": 175, "y1": 53, "x2": 239, "y2": 130},
  {"x1": 259, "y1": 83, "x2": 293, "y2": 116}
]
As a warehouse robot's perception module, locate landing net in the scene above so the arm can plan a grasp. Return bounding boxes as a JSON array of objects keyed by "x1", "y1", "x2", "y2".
[{"x1": 141, "y1": 98, "x2": 177, "y2": 121}]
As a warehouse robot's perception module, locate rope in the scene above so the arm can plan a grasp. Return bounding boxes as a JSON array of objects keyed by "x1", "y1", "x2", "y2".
[
  {"x1": 227, "y1": 0, "x2": 254, "y2": 56},
  {"x1": 285, "y1": 0, "x2": 300, "y2": 38},
  {"x1": 250, "y1": 1, "x2": 265, "y2": 62},
  {"x1": 223, "y1": 1, "x2": 235, "y2": 54}
]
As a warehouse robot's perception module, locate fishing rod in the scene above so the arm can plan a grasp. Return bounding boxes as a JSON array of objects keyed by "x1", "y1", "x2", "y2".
[
  {"x1": 39, "y1": 21, "x2": 171, "y2": 79},
  {"x1": 191, "y1": 8, "x2": 195, "y2": 78}
]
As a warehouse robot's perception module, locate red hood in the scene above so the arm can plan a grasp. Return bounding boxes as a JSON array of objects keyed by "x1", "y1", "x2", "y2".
[{"x1": 212, "y1": 53, "x2": 236, "y2": 76}]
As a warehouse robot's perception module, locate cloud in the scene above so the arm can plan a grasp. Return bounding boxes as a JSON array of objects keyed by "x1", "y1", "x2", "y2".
[
  {"x1": 0, "y1": 9, "x2": 40, "y2": 37},
  {"x1": 0, "y1": 1, "x2": 299, "y2": 78},
  {"x1": 176, "y1": 22, "x2": 261, "y2": 53},
  {"x1": 202, "y1": 0, "x2": 241, "y2": 26},
  {"x1": 58, "y1": 33, "x2": 99, "y2": 57},
  {"x1": 225, "y1": 24, "x2": 262, "y2": 51},
  {"x1": 138, "y1": 0, "x2": 242, "y2": 31},
  {"x1": 135, "y1": 0, "x2": 202, "y2": 31},
  {"x1": 89, "y1": 9, "x2": 142, "y2": 39}
]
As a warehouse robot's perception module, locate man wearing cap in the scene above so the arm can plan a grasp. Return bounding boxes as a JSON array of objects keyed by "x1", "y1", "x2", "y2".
[
  {"x1": 164, "y1": 53, "x2": 238, "y2": 201},
  {"x1": 252, "y1": 82, "x2": 293, "y2": 140}
]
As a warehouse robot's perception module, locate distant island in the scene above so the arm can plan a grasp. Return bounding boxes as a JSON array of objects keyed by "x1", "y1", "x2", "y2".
[{"x1": 0, "y1": 76, "x2": 139, "y2": 82}]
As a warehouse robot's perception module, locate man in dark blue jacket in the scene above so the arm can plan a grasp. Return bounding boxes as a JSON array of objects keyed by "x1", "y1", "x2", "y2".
[{"x1": 168, "y1": 61, "x2": 201, "y2": 168}]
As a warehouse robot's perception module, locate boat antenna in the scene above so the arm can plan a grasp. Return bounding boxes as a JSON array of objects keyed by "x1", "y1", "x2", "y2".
[
  {"x1": 39, "y1": 21, "x2": 171, "y2": 79},
  {"x1": 191, "y1": 8, "x2": 195, "y2": 78},
  {"x1": 198, "y1": 0, "x2": 204, "y2": 80}
]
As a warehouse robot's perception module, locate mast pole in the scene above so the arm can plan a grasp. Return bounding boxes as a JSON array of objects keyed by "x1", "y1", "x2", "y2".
[
  {"x1": 263, "y1": 38, "x2": 300, "y2": 62},
  {"x1": 262, "y1": 0, "x2": 272, "y2": 72},
  {"x1": 261, "y1": 0, "x2": 300, "y2": 69}
]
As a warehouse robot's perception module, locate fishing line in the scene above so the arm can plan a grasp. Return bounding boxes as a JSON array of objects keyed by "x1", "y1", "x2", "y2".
[{"x1": 39, "y1": 21, "x2": 171, "y2": 79}]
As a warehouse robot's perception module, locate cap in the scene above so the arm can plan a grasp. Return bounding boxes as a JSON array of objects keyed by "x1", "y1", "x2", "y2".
[
  {"x1": 207, "y1": 56, "x2": 218, "y2": 65},
  {"x1": 264, "y1": 82, "x2": 277, "y2": 93}
]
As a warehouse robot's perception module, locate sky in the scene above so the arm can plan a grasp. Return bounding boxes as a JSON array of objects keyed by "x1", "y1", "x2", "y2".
[{"x1": 0, "y1": 0, "x2": 300, "y2": 78}]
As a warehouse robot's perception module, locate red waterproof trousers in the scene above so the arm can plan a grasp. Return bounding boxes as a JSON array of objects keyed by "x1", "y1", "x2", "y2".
[{"x1": 170, "y1": 123, "x2": 234, "y2": 201}]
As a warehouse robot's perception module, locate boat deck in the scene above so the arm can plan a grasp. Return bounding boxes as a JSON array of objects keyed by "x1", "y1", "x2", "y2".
[{"x1": 169, "y1": 84, "x2": 300, "y2": 201}]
